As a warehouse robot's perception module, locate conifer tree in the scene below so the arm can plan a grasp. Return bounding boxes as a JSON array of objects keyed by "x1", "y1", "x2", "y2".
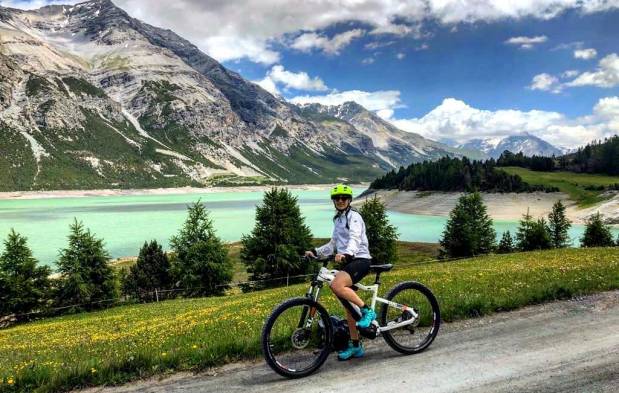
[
  {"x1": 516, "y1": 212, "x2": 552, "y2": 251},
  {"x1": 497, "y1": 231, "x2": 515, "y2": 254},
  {"x1": 548, "y1": 200, "x2": 571, "y2": 248},
  {"x1": 359, "y1": 196, "x2": 398, "y2": 264},
  {"x1": 122, "y1": 240, "x2": 172, "y2": 300},
  {"x1": 55, "y1": 220, "x2": 117, "y2": 310},
  {"x1": 241, "y1": 188, "x2": 313, "y2": 287},
  {"x1": 580, "y1": 212, "x2": 614, "y2": 247},
  {"x1": 439, "y1": 192, "x2": 496, "y2": 258},
  {"x1": 0, "y1": 229, "x2": 51, "y2": 316},
  {"x1": 170, "y1": 201, "x2": 232, "y2": 296}
]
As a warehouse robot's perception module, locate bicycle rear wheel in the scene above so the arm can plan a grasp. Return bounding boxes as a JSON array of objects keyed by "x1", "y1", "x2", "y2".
[
  {"x1": 262, "y1": 297, "x2": 332, "y2": 378},
  {"x1": 380, "y1": 281, "x2": 440, "y2": 354}
]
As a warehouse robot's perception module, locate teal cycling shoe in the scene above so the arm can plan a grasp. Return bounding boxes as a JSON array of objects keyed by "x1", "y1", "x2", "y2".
[
  {"x1": 337, "y1": 342, "x2": 365, "y2": 361},
  {"x1": 356, "y1": 307, "x2": 376, "y2": 329}
]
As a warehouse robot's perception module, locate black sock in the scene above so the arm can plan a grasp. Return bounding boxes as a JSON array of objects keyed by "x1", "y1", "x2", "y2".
[{"x1": 352, "y1": 339, "x2": 360, "y2": 347}]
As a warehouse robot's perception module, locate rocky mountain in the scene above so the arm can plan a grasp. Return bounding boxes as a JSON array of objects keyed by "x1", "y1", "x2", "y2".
[
  {"x1": 458, "y1": 133, "x2": 564, "y2": 159},
  {"x1": 0, "y1": 0, "x2": 456, "y2": 191},
  {"x1": 297, "y1": 101, "x2": 461, "y2": 168}
]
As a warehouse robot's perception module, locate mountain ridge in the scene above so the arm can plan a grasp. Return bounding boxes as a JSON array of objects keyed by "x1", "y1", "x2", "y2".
[{"x1": 0, "y1": 0, "x2": 457, "y2": 191}]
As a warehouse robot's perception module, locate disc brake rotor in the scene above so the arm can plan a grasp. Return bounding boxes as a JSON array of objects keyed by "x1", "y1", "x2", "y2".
[{"x1": 291, "y1": 328, "x2": 311, "y2": 349}]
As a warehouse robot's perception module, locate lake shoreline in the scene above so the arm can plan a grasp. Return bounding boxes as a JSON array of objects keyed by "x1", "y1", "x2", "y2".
[
  {"x1": 359, "y1": 190, "x2": 619, "y2": 225},
  {"x1": 0, "y1": 184, "x2": 369, "y2": 200}
]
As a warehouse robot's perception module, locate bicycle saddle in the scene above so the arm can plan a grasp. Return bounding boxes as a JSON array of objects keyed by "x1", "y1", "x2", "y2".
[{"x1": 369, "y1": 264, "x2": 393, "y2": 273}]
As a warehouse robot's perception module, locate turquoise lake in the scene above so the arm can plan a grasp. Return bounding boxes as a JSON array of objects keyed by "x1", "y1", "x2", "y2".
[{"x1": 0, "y1": 187, "x2": 615, "y2": 268}]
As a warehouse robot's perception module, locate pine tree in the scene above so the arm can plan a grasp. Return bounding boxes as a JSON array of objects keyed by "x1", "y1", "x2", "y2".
[
  {"x1": 497, "y1": 231, "x2": 515, "y2": 254},
  {"x1": 170, "y1": 201, "x2": 232, "y2": 296},
  {"x1": 580, "y1": 212, "x2": 614, "y2": 247},
  {"x1": 0, "y1": 229, "x2": 51, "y2": 317},
  {"x1": 516, "y1": 212, "x2": 552, "y2": 251},
  {"x1": 439, "y1": 192, "x2": 496, "y2": 258},
  {"x1": 359, "y1": 196, "x2": 398, "y2": 264},
  {"x1": 241, "y1": 188, "x2": 313, "y2": 288},
  {"x1": 122, "y1": 240, "x2": 172, "y2": 301},
  {"x1": 55, "y1": 220, "x2": 117, "y2": 311},
  {"x1": 548, "y1": 200, "x2": 571, "y2": 248}
]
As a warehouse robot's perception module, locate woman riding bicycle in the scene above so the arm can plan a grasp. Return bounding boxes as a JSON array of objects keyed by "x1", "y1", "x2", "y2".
[{"x1": 305, "y1": 184, "x2": 375, "y2": 360}]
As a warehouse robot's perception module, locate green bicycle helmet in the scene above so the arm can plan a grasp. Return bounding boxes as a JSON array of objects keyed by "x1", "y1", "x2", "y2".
[{"x1": 330, "y1": 184, "x2": 353, "y2": 199}]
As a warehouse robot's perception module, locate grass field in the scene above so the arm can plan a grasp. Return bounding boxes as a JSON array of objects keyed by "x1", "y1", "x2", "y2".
[
  {"x1": 1, "y1": 246, "x2": 618, "y2": 392},
  {"x1": 499, "y1": 167, "x2": 619, "y2": 207}
]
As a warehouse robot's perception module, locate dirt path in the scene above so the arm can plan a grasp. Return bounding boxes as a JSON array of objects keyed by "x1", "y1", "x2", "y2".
[{"x1": 80, "y1": 291, "x2": 619, "y2": 393}]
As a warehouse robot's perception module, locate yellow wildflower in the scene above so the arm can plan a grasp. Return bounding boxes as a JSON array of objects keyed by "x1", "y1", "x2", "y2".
[
  {"x1": 192, "y1": 345, "x2": 198, "y2": 349},
  {"x1": 91, "y1": 368, "x2": 97, "y2": 374},
  {"x1": 7, "y1": 377, "x2": 15, "y2": 385}
]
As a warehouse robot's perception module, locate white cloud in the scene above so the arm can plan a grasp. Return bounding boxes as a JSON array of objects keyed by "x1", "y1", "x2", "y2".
[
  {"x1": 290, "y1": 29, "x2": 365, "y2": 55},
  {"x1": 255, "y1": 76, "x2": 280, "y2": 96},
  {"x1": 255, "y1": 65, "x2": 328, "y2": 95},
  {"x1": 369, "y1": 23, "x2": 417, "y2": 37},
  {"x1": 290, "y1": 90, "x2": 402, "y2": 113},
  {"x1": 376, "y1": 109, "x2": 395, "y2": 119},
  {"x1": 529, "y1": 73, "x2": 562, "y2": 93},
  {"x1": 364, "y1": 41, "x2": 396, "y2": 50},
  {"x1": 415, "y1": 43, "x2": 430, "y2": 51},
  {"x1": 361, "y1": 57, "x2": 375, "y2": 65},
  {"x1": 396, "y1": 52, "x2": 406, "y2": 60},
  {"x1": 574, "y1": 48, "x2": 598, "y2": 60},
  {"x1": 102, "y1": 0, "x2": 619, "y2": 64},
  {"x1": 0, "y1": 0, "x2": 79, "y2": 9},
  {"x1": 385, "y1": 97, "x2": 619, "y2": 149},
  {"x1": 566, "y1": 53, "x2": 619, "y2": 88},
  {"x1": 505, "y1": 35, "x2": 548, "y2": 49},
  {"x1": 561, "y1": 70, "x2": 579, "y2": 78},
  {"x1": 203, "y1": 36, "x2": 280, "y2": 65}
]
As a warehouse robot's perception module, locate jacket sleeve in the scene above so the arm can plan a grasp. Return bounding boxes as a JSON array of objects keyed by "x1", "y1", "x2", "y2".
[
  {"x1": 315, "y1": 235, "x2": 335, "y2": 257},
  {"x1": 341, "y1": 212, "x2": 364, "y2": 256}
]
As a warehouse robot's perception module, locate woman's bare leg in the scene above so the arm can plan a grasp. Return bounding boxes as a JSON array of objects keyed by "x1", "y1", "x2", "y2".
[
  {"x1": 346, "y1": 309, "x2": 359, "y2": 340},
  {"x1": 330, "y1": 271, "x2": 364, "y2": 307}
]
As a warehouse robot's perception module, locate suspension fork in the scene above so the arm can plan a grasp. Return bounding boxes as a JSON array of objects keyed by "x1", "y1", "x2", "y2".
[{"x1": 298, "y1": 283, "x2": 322, "y2": 328}]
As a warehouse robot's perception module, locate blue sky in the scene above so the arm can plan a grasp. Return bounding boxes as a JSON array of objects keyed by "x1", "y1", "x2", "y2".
[{"x1": 4, "y1": 0, "x2": 619, "y2": 148}]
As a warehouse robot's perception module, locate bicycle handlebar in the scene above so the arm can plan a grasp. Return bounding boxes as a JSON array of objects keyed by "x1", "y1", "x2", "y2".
[{"x1": 302, "y1": 254, "x2": 335, "y2": 268}]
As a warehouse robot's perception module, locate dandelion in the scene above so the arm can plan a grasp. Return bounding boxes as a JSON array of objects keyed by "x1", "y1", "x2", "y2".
[
  {"x1": 91, "y1": 368, "x2": 97, "y2": 374},
  {"x1": 161, "y1": 352, "x2": 167, "y2": 357},
  {"x1": 7, "y1": 377, "x2": 15, "y2": 385},
  {"x1": 192, "y1": 345, "x2": 198, "y2": 349}
]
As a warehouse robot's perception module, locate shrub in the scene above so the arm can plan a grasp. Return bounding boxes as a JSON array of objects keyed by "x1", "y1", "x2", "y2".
[
  {"x1": 497, "y1": 231, "x2": 515, "y2": 254},
  {"x1": 516, "y1": 213, "x2": 552, "y2": 251},
  {"x1": 122, "y1": 240, "x2": 172, "y2": 301},
  {"x1": 580, "y1": 212, "x2": 615, "y2": 247}
]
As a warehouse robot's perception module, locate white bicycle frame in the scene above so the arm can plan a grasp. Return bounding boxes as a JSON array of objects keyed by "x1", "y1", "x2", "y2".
[{"x1": 305, "y1": 266, "x2": 419, "y2": 334}]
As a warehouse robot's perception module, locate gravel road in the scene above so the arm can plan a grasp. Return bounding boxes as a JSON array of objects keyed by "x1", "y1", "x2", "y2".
[{"x1": 80, "y1": 291, "x2": 619, "y2": 393}]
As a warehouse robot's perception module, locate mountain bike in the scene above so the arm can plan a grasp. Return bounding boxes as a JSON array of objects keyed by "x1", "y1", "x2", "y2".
[{"x1": 261, "y1": 256, "x2": 440, "y2": 378}]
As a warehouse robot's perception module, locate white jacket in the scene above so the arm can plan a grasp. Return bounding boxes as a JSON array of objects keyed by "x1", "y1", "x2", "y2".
[{"x1": 315, "y1": 208, "x2": 371, "y2": 259}]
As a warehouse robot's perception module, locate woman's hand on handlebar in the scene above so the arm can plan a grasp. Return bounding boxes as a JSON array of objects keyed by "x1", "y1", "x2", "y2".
[{"x1": 304, "y1": 250, "x2": 316, "y2": 258}]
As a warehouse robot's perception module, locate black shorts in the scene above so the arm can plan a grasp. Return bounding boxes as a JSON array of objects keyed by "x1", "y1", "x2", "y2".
[{"x1": 341, "y1": 258, "x2": 371, "y2": 284}]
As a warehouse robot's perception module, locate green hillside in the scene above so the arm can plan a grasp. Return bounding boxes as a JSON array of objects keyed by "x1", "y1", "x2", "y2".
[{"x1": 499, "y1": 167, "x2": 619, "y2": 207}]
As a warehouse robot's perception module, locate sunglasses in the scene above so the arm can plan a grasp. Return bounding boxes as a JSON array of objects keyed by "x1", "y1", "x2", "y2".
[{"x1": 331, "y1": 196, "x2": 350, "y2": 201}]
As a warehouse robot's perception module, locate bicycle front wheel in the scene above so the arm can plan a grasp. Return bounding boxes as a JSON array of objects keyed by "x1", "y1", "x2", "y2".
[
  {"x1": 262, "y1": 297, "x2": 332, "y2": 378},
  {"x1": 380, "y1": 281, "x2": 440, "y2": 354}
]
